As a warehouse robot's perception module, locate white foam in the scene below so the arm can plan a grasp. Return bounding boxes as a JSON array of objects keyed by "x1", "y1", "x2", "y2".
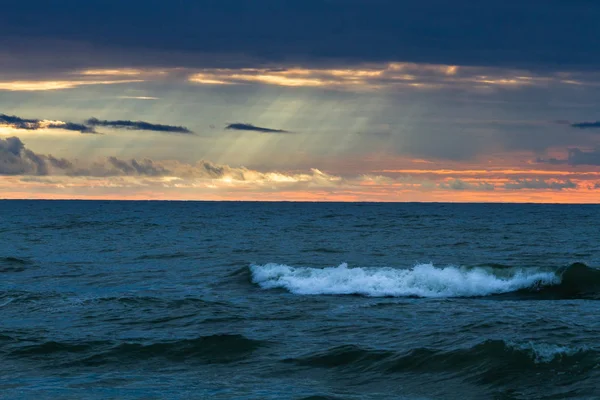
[
  {"x1": 511, "y1": 342, "x2": 584, "y2": 363},
  {"x1": 249, "y1": 263, "x2": 561, "y2": 298}
]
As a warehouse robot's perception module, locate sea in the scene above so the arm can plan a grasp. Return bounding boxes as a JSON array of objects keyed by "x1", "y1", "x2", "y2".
[{"x1": 1, "y1": 200, "x2": 600, "y2": 400}]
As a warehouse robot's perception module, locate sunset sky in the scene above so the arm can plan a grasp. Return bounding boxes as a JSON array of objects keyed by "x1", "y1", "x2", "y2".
[{"x1": 2, "y1": 0, "x2": 600, "y2": 202}]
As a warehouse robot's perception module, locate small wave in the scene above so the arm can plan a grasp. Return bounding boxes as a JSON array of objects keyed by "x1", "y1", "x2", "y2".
[
  {"x1": 0, "y1": 257, "x2": 32, "y2": 273},
  {"x1": 82, "y1": 334, "x2": 263, "y2": 365},
  {"x1": 0, "y1": 298, "x2": 14, "y2": 307},
  {"x1": 250, "y1": 263, "x2": 561, "y2": 298},
  {"x1": 307, "y1": 248, "x2": 345, "y2": 254},
  {"x1": 135, "y1": 252, "x2": 191, "y2": 261},
  {"x1": 286, "y1": 344, "x2": 392, "y2": 369},
  {"x1": 9, "y1": 334, "x2": 264, "y2": 366},
  {"x1": 286, "y1": 340, "x2": 597, "y2": 380},
  {"x1": 10, "y1": 340, "x2": 110, "y2": 356},
  {"x1": 0, "y1": 257, "x2": 29, "y2": 265},
  {"x1": 38, "y1": 220, "x2": 106, "y2": 230}
]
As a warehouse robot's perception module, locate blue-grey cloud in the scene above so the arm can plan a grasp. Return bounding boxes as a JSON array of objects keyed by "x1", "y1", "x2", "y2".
[
  {"x1": 105, "y1": 157, "x2": 169, "y2": 176},
  {"x1": 538, "y1": 148, "x2": 600, "y2": 166},
  {"x1": 2, "y1": 1, "x2": 600, "y2": 72},
  {"x1": 567, "y1": 148, "x2": 600, "y2": 166},
  {"x1": 0, "y1": 113, "x2": 95, "y2": 133},
  {"x1": 0, "y1": 136, "x2": 299, "y2": 180},
  {"x1": 0, "y1": 136, "x2": 173, "y2": 177},
  {"x1": 225, "y1": 123, "x2": 290, "y2": 134},
  {"x1": 0, "y1": 137, "x2": 52, "y2": 175},
  {"x1": 535, "y1": 157, "x2": 566, "y2": 165},
  {"x1": 571, "y1": 121, "x2": 600, "y2": 129},
  {"x1": 504, "y1": 179, "x2": 577, "y2": 190},
  {"x1": 86, "y1": 118, "x2": 193, "y2": 134},
  {"x1": 438, "y1": 179, "x2": 495, "y2": 191}
]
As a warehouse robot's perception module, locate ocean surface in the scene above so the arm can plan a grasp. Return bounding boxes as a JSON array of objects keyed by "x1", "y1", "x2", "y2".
[{"x1": 2, "y1": 200, "x2": 600, "y2": 400}]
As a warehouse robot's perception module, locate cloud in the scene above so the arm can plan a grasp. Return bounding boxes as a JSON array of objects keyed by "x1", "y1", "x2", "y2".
[
  {"x1": 0, "y1": 79, "x2": 143, "y2": 92},
  {"x1": 5, "y1": 136, "x2": 600, "y2": 202},
  {"x1": 0, "y1": 59, "x2": 591, "y2": 95},
  {"x1": 188, "y1": 63, "x2": 588, "y2": 92},
  {"x1": 567, "y1": 149, "x2": 600, "y2": 166},
  {"x1": 0, "y1": 137, "x2": 52, "y2": 175},
  {"x1": 0, "y1": 137, "x2": 340, "y2": 186},
  {"x1": 0, "y1": 113, "x2": 193, "y2": 135},
  {"x1": 117, "y1": 96, "x2": 159, "y2": 100},
  {"x1": 225, "y1": 123, "x2": 290, "y2": 134},
  {"x1": 86, "y1": 118, "x2": 193, "y2": 134},
  {"x1": 105, "y1": 157, "x2": 169, "y2": 177},
  {"x1": 0, "y1": 136, "x2": 170, "y2": 177},
  {"x1": 571, "y1": 121, "x2": 600, "y2": 129},
  {"x1": 537, "y1": 148, "x2": 600, "y2": 166},
  {"x1": 504, "y1": 179, "x2": 577, "y2": 190},
  {"x1": 0, "y1": 113, "x2": 95, "y2": 133},
  {"x1": 3, "y1": 1, "x2": 600, "y2": 72},
  {"x1": 0, "y1": 137, "x2": 346, "y2": 195},
  {"x1": 535, "y1": 156, "x2": 567, "y2": 165},
  {"x1": 438, "y1": 179, "x2": 495, "y2": 191}
]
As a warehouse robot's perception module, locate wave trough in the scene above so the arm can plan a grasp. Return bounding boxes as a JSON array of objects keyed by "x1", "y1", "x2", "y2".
[{"x1": 250, "y1": 263, "x2": 563, "y2": 298}]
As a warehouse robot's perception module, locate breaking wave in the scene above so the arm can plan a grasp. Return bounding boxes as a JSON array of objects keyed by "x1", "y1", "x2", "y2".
[{"x1": 250, "y1": 262, "x2": 600, "y2": 299}]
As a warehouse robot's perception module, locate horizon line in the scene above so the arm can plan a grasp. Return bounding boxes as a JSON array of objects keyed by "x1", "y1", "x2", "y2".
[{"x1": 0, "y1": 198, "x2": 598, "y2": 205}]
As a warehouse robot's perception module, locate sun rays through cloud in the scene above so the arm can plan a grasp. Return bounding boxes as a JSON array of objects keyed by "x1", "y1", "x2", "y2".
[{"x1": 2, "y1": 1, "x2": 600, "y2": 202}]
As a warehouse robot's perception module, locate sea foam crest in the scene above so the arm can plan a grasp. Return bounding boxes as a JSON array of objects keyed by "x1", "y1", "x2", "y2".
[
  {"x1": 249, "y1": 263, "x2": 561, "y2": 298},
  {"x1": 511, "y1": 342, "x2": 585, "y2": 363}
]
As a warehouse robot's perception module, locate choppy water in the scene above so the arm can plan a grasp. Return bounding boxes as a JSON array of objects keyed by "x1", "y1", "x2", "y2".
[{"x1": 2, "y1": 200, "x2": 600, "y2": 399}]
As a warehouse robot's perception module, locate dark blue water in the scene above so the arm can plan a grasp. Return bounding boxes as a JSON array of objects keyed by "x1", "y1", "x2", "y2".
[{"x1": 2, "y1": 201, "x2": 600, "y2": 399}]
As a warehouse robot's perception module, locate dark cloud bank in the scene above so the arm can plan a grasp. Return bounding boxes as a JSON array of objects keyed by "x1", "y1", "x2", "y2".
[
  {"x1": 225, "y1": 123, "x2": 289, "y2": 133},
  {"x1": 0, "y1": 114, "x2": 95, "y2": 133},
  {"x1": 0, "y1": 113, "x2": 193, "y2": 135},
  {"x1": 86, "y1": 118, "x2": 193, "y2": 134},
  {"x1": 571, "y1": 121, "x2": 600, "y2": 129},
  {"x1": 2, "y1": 1, "x2": 600, "y2": 71}
]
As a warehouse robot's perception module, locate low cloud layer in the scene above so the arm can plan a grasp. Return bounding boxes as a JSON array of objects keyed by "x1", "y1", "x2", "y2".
[
  {"x1": 2, "y1": 136, "x2": 599, "y2": 204},
  {"x1": 86, "y1": 118, "x2": 193, "y2": 134},
  {"x1": 438, "y1": 179, "x2": 495, "y2": 191},
  {"x1": 0, "y1": 136, "x2": 52, "y2": 175},
  {"x1": 0, "y1": 136, "x2": 170, "y2": 177},
  {"x1": 504, "y1": 179, "x2": 577, "y2": 190},
  {"x1": 0, "y1": 113, "x2": 95, "y2": 133},
  {"x1": 225, "y1": 123, "x2": 290, "y2": 134},
  {"x1": 0, "y1": 137, "x2": 339, "y2": 185}
]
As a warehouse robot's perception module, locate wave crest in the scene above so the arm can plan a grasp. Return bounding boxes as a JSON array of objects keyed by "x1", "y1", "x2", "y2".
[{"x1": 250, "y1": 263, "x2": 561, "y2": 298}]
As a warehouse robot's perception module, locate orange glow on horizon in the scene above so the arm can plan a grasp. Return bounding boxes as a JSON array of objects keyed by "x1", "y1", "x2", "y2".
[
  {"x1": 1, "y1": 186, "x2": 599, "y2": 203},
  {"x1": 377, "y1": 168, "x2": 600, "y2": 176}
]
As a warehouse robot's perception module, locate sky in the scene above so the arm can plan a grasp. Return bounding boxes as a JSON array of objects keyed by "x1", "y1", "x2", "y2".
[{"x1": 2, "y1": 0, "x2": 600, "y2": 202}]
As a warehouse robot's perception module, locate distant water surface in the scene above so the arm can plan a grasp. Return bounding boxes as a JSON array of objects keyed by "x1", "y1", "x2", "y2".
[{"x1": 1, "y1": 200, "x2": 600, "y2": 399}]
